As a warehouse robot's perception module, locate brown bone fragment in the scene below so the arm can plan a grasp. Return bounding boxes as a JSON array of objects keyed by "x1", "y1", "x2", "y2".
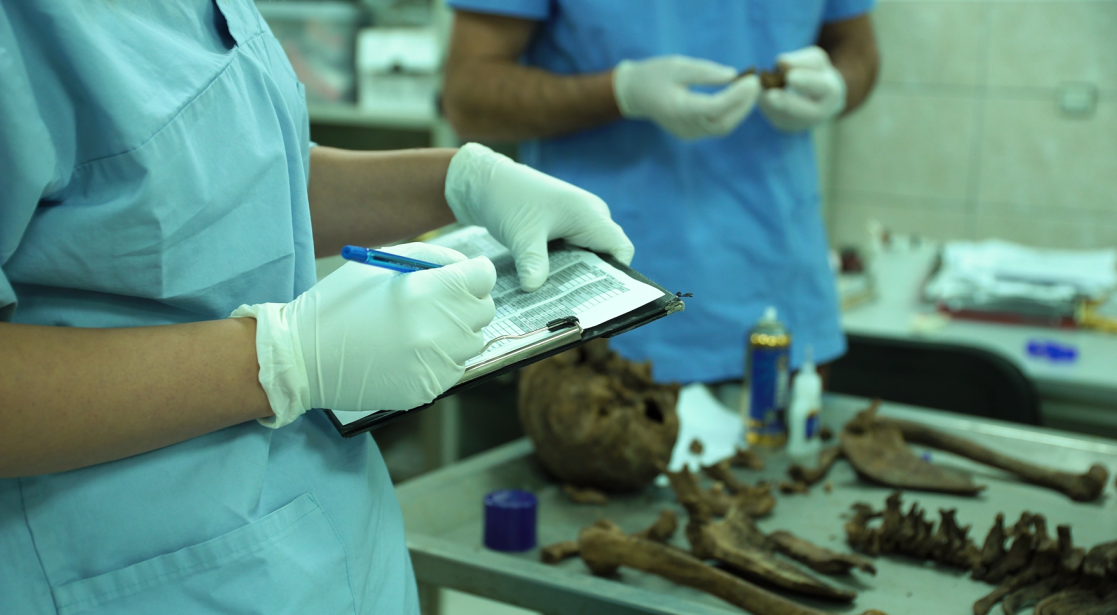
[
  {"x1": 666, "y1": 467, "x2": 733, "y2": 516},
  {"x1": 738, "y1": 66, "x2": 788, "y2": 89},
  {"x1": 779, "y1": 480, "x2": 810, "y2": 495},
  {"x1": 1082, "y1": 540, "x2": 1117, "y2": 578},
  {"x1": 699, "y1": 460, "x2": 776, "y2": 517},
  {"x1": 633, "y1": 509, "x2": 679, "y2": 543},
  {"x1": 972, "y1": 513, "x2": 1006, "y2": 582},
  {"x1": 768, "y1": 530, "x2": 877, "y2": 575},
  {"x1": 702, "y1": 459, "x2": 748, "y2": 493},
  {"x1": 844, "y1": 492, "x2": 981, "y2": 571},
  {"x1": 1033, "y1": 586, "x2": 1117, "y2": 615},
  {"x1": 840, "y1": 403, "x2": 985, "y2": 495},
  {"x1": 999, "y1": 577, "x2": 1060, "y2": 615},
  {"x1": 689, "y1": 438, "x2": 704, "y2": 455},
  {"x1": 577, "y1": 524, "x2": 869, "y2": 615},
  {"x1": 684, "y1": 497, "x2": 856, "y2": 601},
  {"x1": 541, "y1": 540, "x2": 580, "y2": 564},
  {"x1": 973, "y1": 516, "x2": 1060, "y2": 615},
  {"x1": 563, "y1": 484, "x2": 608, "y2": 505},
  {"x1": 729, "y1": 447, "x2": 765, "y2": 470},
  {"x1": 884, "y1": 416, "x2": 1110, "y2": 502},
  {"x1": 788, "y1": 446, "x2": 843, "y2": 486},
  {"x1": 540, "y1": 509, "x2": 679, "y2": 565}
]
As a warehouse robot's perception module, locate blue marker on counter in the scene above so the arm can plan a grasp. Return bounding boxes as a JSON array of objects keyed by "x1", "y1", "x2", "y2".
[{"x1": 341, "y1": 245, "x2": 442, "y2": 273}]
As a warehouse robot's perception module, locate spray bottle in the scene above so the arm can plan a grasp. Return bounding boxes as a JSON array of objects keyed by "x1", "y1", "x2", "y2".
[
  {"x1": 787, "y1": 346, "x2": 823, "y2": 460},
  {"x1": 743, "y1": 307, "x2": 791, "y2": 447}
]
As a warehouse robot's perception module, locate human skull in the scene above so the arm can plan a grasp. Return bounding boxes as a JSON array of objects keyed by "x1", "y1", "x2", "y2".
[{"x1": 518, "y1": 340, "x2": 680, "y2": 492}]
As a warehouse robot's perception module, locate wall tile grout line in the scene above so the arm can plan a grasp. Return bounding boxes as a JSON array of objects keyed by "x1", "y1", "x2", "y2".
[{"x1": 963, "y1": 1, "x2": 996, "y2": 238}]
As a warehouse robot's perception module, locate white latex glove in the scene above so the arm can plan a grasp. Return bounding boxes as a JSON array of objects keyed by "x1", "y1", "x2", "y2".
[
  {"x1": 445, "y1": 143, "x2": 635, "y2": 292},
  {"x1": 231, "y1": 243, "x2": 496, "y2": 427},
  {"x1": 759, "y1": 46, "x2": 846, "y2": 133},
  {"x1": 612, "y1": 55, "x2": 761, "y2": 140}
]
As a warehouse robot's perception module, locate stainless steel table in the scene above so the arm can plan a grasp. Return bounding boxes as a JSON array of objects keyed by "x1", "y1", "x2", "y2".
[{"x1": 395, "y1": 395, "x2": 1117, "y2": 615}]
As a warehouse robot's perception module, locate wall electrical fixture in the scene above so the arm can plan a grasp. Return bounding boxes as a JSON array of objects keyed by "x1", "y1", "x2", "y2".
[{"x1": 1058, "y1": 82, "x2": 1097, "y2": 119}]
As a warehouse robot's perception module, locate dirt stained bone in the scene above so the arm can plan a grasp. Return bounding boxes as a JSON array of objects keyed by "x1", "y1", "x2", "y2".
[{"x1": 518, "y1": 339, "x2": 680, "y2": 491}]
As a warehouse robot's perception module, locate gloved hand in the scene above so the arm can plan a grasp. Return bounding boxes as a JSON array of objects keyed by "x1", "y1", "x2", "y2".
[
  {"x1": 758, "y1": 46, "x2": 846, "y2": 132},
  {"x1": 444, "y1": 143, "x2": 635, "y2": 292},
  {"x1": 231, "y1": 243, "x2": 496, "y2": 428},
  {"x1": 612, "y1": 55, "x2": 761, "y2": 139}
]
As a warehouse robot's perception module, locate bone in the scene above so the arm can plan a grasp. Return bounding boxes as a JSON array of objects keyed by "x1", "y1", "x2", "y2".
[
  {"x1": 666, "y1": 467, "x2": 733, "y2": 517},
  {"x1": 840, "y1": 403, "x2": 985, "y2": 495},
  {"x1": 702, "y1": 458, "x2": 748, "y2": 493},
  {"x1": 845, "y1": 493, "x2": 1116, "y2": 615},
  {"x1": 577, "y1": 524, "x2": 860, "y2": 615},
  {"x1": 683, "y1": 496, "x2": 856, "y2": 602},
  {"x1": 633, "y1": 509, "x2": 679, "y2": 543},
  {"x1": 884, "y1": 416, "x2": 1109, "y2": 502},
  {"x1": 1033, "y1": 586, "x2": 1117, "y2": 615},
  {"x1": 768, "y1": 530, "x2": 877, "y2": 576},
  {"x1": 844, "y1": 492, "x2": 980, "y2": 570},
  {"x1": 788, "y1": 445, "x2": 843, "y2": 486},
  {"x1": 541, "y1": 540, "x2": 580, "y2": 564},
  {"x1": 540, "y1": 509, "x2": 679, "y2": 565},
  {"x1": 689, "y1": 438, "x2": 704, "y2": 455},
  {"x1": 729, "y1": 447, "x2": 766, "y2": 470},
  {"x1": 738, "y1": 66, "x2": 788, "y2": 89},
  {"x1": 563, "y1": 484, "x2": 608, "y2": 505},
  {"x1": 779, "y1": 480, "x2": 810, "y2": 495}
]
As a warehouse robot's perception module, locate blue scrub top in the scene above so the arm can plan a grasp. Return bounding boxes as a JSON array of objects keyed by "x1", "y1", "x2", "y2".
[
  {"x1": 450, "y1": 0, "x2": 874, "y2": 382},
  {"x1": 0, "y1": 2, "x2": 417, "y2": 613}
]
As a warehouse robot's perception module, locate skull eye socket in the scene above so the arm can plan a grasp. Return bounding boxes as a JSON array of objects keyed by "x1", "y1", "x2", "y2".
[{"x1": 644, "y1": 398, "x2": 664, "y2": 424}]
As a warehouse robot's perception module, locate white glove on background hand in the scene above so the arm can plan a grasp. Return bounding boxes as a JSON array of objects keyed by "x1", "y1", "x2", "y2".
[
  {"x1": 613, "y1": 55, "x2": 761, "y2": 139},
  {"x1": 232, "y1": 243, "x2": 496, "y2": 428},
  {"x1": 444, "y1": 143, "x2": 635, "y2": 292},
  {"x1": 758, "y1": 46, "x2": 846, "y2": 133}
]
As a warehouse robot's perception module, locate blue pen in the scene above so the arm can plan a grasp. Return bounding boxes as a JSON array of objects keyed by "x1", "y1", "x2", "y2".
[{"x1": 340, "y1": 245, "x2": 442, "y2": 273}]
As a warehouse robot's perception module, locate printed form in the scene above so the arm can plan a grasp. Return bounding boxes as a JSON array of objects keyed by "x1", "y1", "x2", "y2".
[
  {"x1": 430, "y1": 226, "x2": 663, "y2": 363},
  {"x1": 333, "y1": 227, "x2": 663, "y2": 424}
]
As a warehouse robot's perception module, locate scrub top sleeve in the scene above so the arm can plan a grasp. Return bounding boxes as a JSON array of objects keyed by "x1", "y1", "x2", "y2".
[
  {"x1": 446, "y1": 0, "x2": 552, "y2": 21},
  {"x1": 823, "y1": 0, "x2": 876, "y2": 22},
  {"x1": 0, "y1": 11, "x2": 62, "y2": 321}
]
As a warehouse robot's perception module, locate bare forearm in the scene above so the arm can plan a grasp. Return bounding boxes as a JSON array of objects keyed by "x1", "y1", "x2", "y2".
[
  {"x1": 308, "y1": 146, "x2": 458, "y2": 257},
  {"x1": 0, "y1": 319, "x2": 271, "y2": 477},
  {"x1": 443, "y1": 63, "x2": 620, "y2": 141},
  {"x1": 819, "y1": 14, "x2": 880, "y2": 115}
]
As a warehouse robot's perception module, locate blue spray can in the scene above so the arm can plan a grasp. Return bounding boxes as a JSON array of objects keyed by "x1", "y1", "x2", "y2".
[{"x1": 743, "y1": 307, "x2": 791, "y2": 448}]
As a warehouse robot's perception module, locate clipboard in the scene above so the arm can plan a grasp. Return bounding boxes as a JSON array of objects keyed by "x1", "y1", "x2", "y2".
[{"x1": 324, "y1": 251, "x2": 685, "y2": 437}]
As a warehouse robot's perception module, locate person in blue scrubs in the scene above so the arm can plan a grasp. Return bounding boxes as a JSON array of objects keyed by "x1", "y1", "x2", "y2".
[
  {"x1": 441, "y1": 1, "x2": 880, "y2": 384},
  {"x1": 0, "y1": 2, "x2": 632, "y2": 613}
]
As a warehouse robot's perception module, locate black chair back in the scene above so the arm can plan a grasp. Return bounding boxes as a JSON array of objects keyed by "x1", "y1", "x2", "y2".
[{"x1": 828, "y1": 334, "x2": 1042, "y2": 425}]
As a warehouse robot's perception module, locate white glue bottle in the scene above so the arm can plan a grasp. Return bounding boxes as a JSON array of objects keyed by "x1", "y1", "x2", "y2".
[{"x1": 787, "y1": 347, "x2": 822, "y2": 461}]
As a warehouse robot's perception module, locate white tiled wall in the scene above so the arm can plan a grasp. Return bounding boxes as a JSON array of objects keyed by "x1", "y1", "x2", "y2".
[{"x1": 828, "y1": 0, "x2": 1117, "y2": 251}]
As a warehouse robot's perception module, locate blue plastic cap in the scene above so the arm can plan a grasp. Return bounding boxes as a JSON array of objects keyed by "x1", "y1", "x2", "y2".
[
  {"x1": 341, "y1": 245, "x2": 368, "y2": 262},
  {"x1": 483, "y1": 489, "x2": 537, "y2": 552}
]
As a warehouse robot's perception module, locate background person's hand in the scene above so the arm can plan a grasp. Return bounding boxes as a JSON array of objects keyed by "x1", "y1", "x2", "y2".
[
  {"x1": 758, "y1": 46, "x2": 846, "y2": 133},
  {"x1": 612, "y1": 55, "x2": 761, "y2": 140},
  {"x1": 444, "y1": 143, "x2": 635, "y2": 292},
  {"x1": 232, "y1": 242, "x2": 496, "y2": 427}
]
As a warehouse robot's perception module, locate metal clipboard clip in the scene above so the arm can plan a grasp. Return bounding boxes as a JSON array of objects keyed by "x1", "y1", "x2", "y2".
[{"x1": 460, "y1": 316, "x2": 583, "y2": 384}]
